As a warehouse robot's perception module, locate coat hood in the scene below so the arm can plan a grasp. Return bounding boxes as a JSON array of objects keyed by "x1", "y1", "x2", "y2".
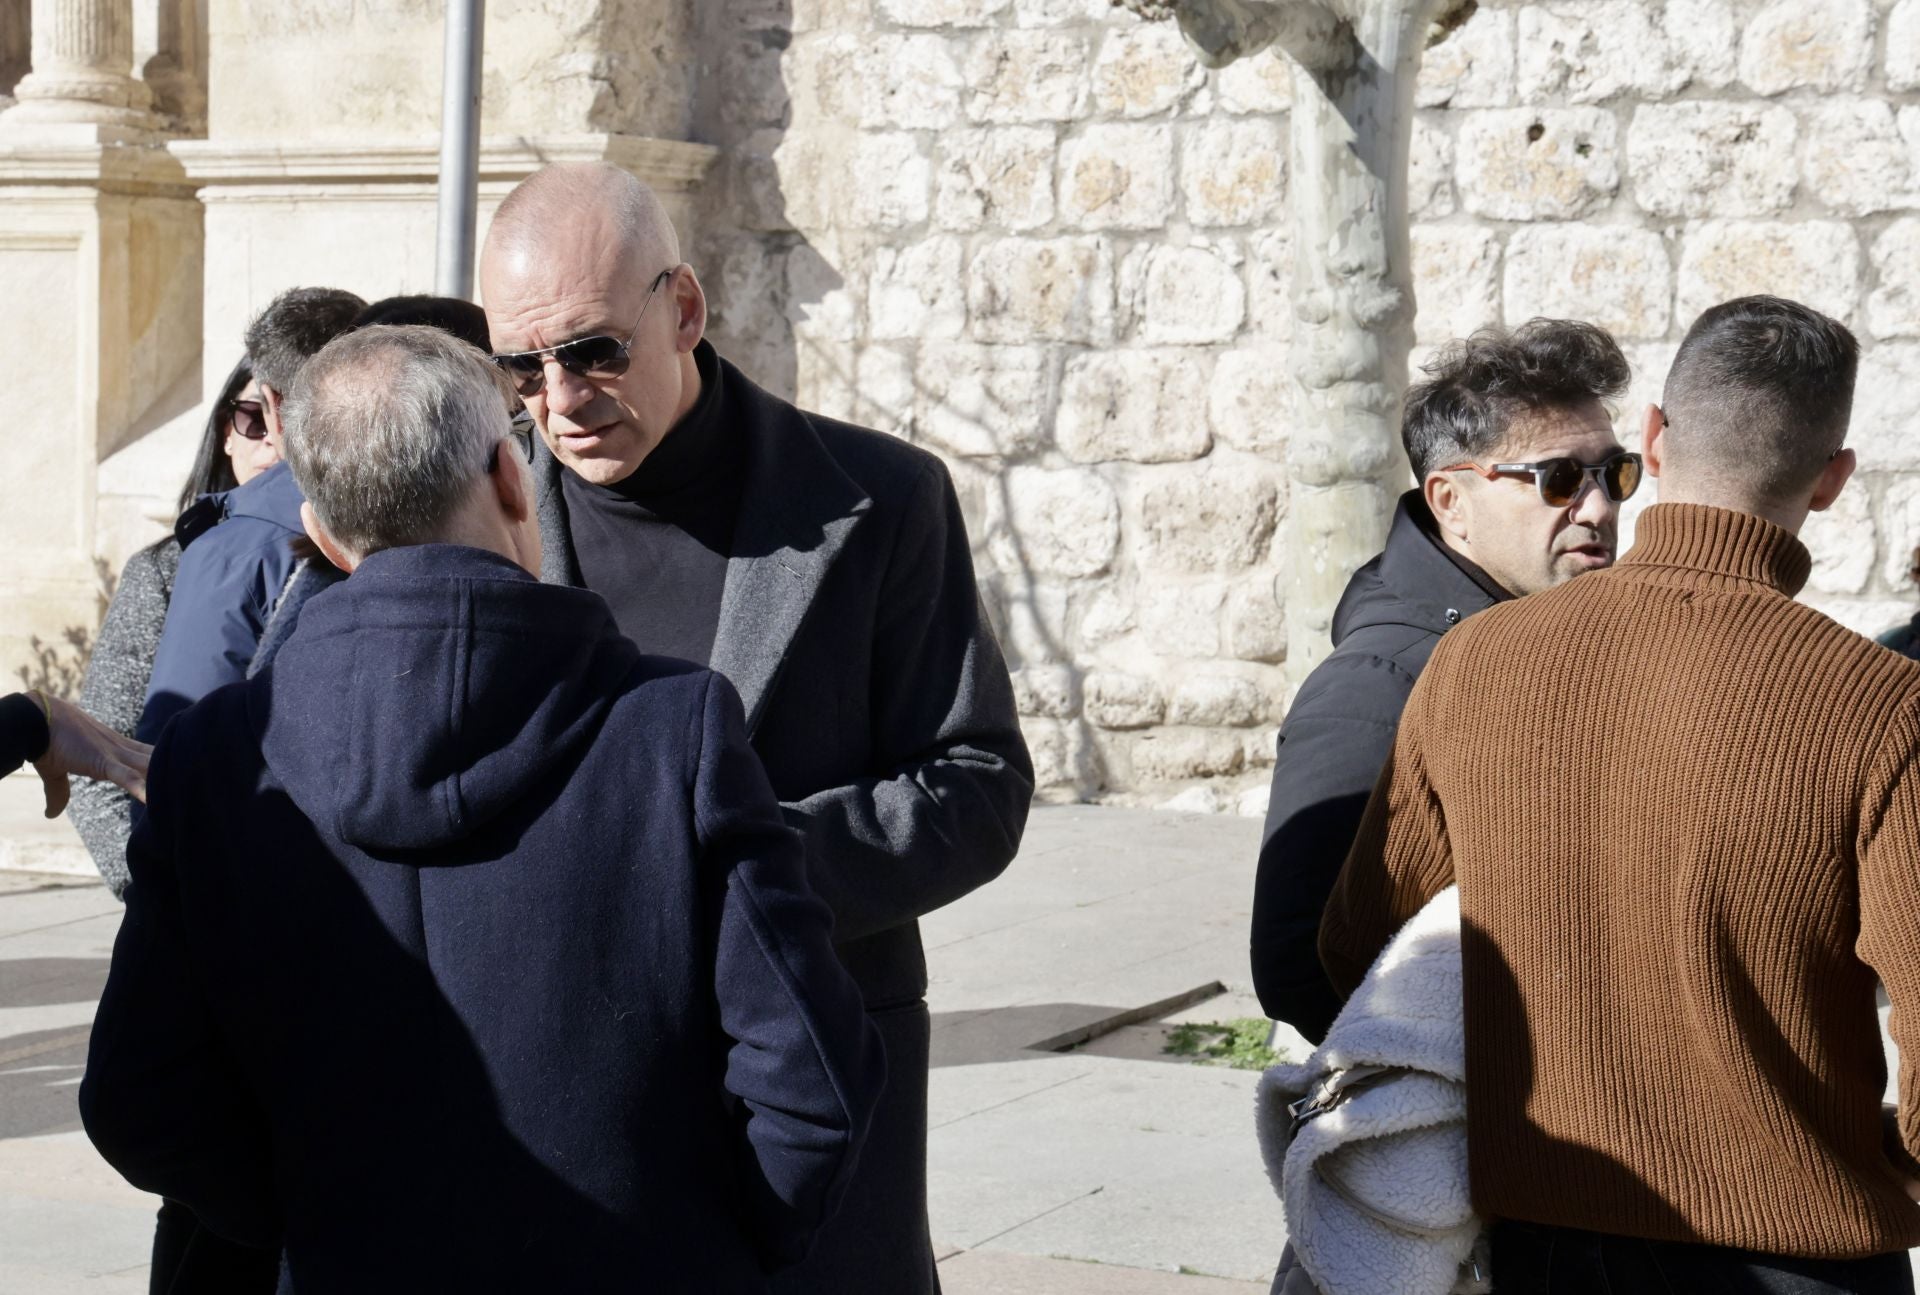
[
  {"x1": 176, "y1": 460, "x2": 308, "y2": 550},
  {"x1": 1329, "y1": 492, "x2": 1506, "y2": 647},
  {"x1": 252, "y1": 544, "x2": 641, "y2": 855}
]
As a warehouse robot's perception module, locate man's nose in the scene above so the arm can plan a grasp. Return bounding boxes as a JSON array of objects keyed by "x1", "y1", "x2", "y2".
[
  {"x1": 543, "y1": 359, "x2": 595, "y2": 418},
  {"x1": 1570, "y1": 473, "x2": 1615, "y2": 528}
]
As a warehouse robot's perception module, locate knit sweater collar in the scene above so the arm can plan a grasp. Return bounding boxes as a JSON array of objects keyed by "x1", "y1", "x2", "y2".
[{"x1": 1617, "y1": 502, "x2": 1812, "y2": 597}]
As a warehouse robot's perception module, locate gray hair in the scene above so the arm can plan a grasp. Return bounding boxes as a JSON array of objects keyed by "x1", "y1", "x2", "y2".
[{"x1": 283, "y1": 324, "x2": 510, "y2": 557}]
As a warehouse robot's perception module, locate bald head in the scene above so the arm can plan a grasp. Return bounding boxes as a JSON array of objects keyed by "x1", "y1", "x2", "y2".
[{"x1": 484, "y1": 163, "x2": 679, "y2": 285}]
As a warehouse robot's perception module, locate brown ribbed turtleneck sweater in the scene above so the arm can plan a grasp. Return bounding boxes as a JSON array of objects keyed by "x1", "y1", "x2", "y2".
[{"x1": 1321, "y1": 502, "x2": 1920, "y2": 1258}]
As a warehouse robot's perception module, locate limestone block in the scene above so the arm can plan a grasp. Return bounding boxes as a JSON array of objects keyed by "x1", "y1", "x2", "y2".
[
  {"x1": 763, "y1": 130, "x2": 843, "y2": 231},
  {"x1": 1801, "y1": 101, "x2": 1920, "y2": 218},
  {"x1": 1023, "y1": 716, "x2": 1094, "y2": 791},
  {"x1": 1226, "y1": 574, "x2": 1288, "y2": 663},
  {"x1": 1121, "y1": 242, "x2": 1247, "y2": 345},
  {"x1": 878, "y1": 0, "x2": 1012, "y2": 25},
  {"x1": 1135, "y1": 462, "x2": 1281, "y2": 573},
  {"x1": 1077, "y1": 583, "x2": 1138, "y2": 651},
  {"x1": 1882, "y1": 489, "x2": 1920, "y2": 595},
  {"x1": 1853, "y1": 345, "x2": 1920, "y2": 471},
  {"x1": 795, "y1": 338, "x2": 861, "y2": 424},
  {"x1": 1517, "y1": 1, "x2": 1734, "y2": 104},
  {"x1": 1012, "y1": 664, "x2": 1081, "y2": 719},
  {"x1": 1057, "y1": 352, "x2": 1211, "y2": 463},
  {"x1": 992, "y1": 576, "x2": 1074, "y2": 665},
  {"x1": 844, "y1": 133, "x2": 931, "y2": 229},
  {"x1": 1091, "y1": 24, "x2": 1204, "y2": 118},
  {"x1": 1086, "y1": 671, "x2": 1166, "y2": 729},
  {"x1": 1892, "y1": 0, "x2": 1920, "y2": 92},
  {"x1": 1246, "y1": 229, "x2": 1295, "y2": 341},
  {"x1": 1408, "y1": 118, "x2": 1457, "y2": 220},
  {"x1": 1237, "y1": 782, "x2": 1274, "y2": 818},
  {"x1": 1801, "y1": 484, "x2": 1877, "y2": 596},
  {"x1": 1616, "y1": 342, "x2": 1678, "y2": 449},
  {"x1": 791, "y1": 0, "x2": 877, "y2": 29},
  {"x1": 1417, "y1": 5, "x2": 1515, "y2": 109},
  {"x1": 1014, "y1": 0, "x2": 1108, "y2": 23},
  {"x1": 1139, "y1": 582, "x2": 1227, "y2": 657},
  {"x1": 1412, "y1": 226, "x2": 1502, "y2": 345},
  {"x1": 860, "y1": 34, "x2": 964, "y2": 130},
  {"x1": 966, "y1": 31, "x2": 1090, "y2": 124},
  {"x1": 1674, "y1": 221, "x2": 1861, "y2": 329},
  {"x1": 855, "y1": 345, "x2": 917, "y2": 433},
  {"x1": 1167, "y1": 673, "x2": 1269, "y2": 727},
  {"x1": 968, "y1": 236, "x2": 1115, "y2": 344},
  {"x1": 788, "y1": 236, "x2": 865, "y2": 342},
  {"x1": 935, "y1": 127, "x2": 1057, "y2": 232},
  {"x1": 1458, "y1": 108, "x2": 1618, "y2": 222},
  {"x1": 1128, "y1": 729, "x2": 1247, "y2": 781},
  {"x1": 1209, "y1": 347, "x2": 1291, "y2": 455},
  {"x1": 870, "y1": 237, "x2": 966, "y2": 340},
  {"x1": 988, "y1": 465, "x2": 1123, "y2": 578},
  {"x1": 1161, "y1": 785, "x2": 1230, "y2": 814},
  {"x1": 789, "y1": 33, "x2": 864, "y2": 124},
  {"x1": 1628, "y1": 103, "x2": 1797, "y2": 218},
  {"x1": 1181, "y1": 117, "x2": 1287, "y2": 228},
  {"x1": 1870, "y1": 220, "x2": 1920, "y2": 339},
  {"x1": 917, "y1": 343, "x2": 1052, "y2": 459},
  {"x1": 1738, "y1": 0, "x2": 1874, "y2": 97},
  {"x1": 1059, "y1": 123, "x2": 1176, "y2": 230},
  {"x1": 1505, "y1": 225, "x2": 1670, "y2": 340},
  {"x1": 1215, "y1": 51, "x2": 1293, "y2": 114}
]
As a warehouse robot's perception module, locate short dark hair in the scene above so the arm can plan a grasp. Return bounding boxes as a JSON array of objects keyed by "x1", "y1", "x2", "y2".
[
  {"x1": 1663, "y1": 295, "x2": 1859, "y2": 505},
  {"x1": 352, "y1": 295, "x2": 491, "y2": 354},
  {"x1": 243, "y1": 286, "x2": 367, "y2": 394},
  {"x1": 1402, "y1": 319, "x2": 1631, "y2": 479}
]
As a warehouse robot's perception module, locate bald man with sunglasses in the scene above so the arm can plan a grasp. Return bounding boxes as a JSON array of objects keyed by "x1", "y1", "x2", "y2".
[
  {"x1": 480, "y1": 163, "x2": 1033, "y2": 1293},
  {"x1": 1252, "y1": 319, "x2": 1637, "y2": 1045}
]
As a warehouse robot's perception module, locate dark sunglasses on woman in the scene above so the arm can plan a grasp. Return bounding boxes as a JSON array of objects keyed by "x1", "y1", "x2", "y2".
[
  {"x1": 489, "y1": 267, "x2": 675, "y2": 398},
  {"x1": 224, "y1": 397, "x2": 268, "y2": 441},
  {"x1": 1440, "y1": 451, "x2": 1643, "y2": 508}
]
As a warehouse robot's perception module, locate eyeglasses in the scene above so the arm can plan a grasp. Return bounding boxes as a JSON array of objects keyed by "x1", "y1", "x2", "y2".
[
  {"x1": 490, "y1": 268, "x2": 675, "y2": 397},
  {"x1": 1439, "y1": 452, "x2": 1644, "y2": 507},
  {"x1": 224, "y1": 397, "x2": 268, "y2": 441}
]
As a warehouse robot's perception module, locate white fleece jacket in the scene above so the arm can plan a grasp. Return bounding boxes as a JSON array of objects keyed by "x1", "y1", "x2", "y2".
[{"x1": 1255, "y1": 887, "x2": 1484, "y2": 1295}]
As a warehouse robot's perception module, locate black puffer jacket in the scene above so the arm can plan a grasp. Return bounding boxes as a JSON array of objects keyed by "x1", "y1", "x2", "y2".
[{"x1": 1251, "y1": 492, "x2": 1507, "y2": 1041}]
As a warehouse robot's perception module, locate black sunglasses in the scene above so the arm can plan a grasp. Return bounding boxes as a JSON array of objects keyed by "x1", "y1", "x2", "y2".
[
  {"x1": 1440, "y1": 452, "x2": 1644, "y2": 507},
  {"x1": 490, "y1": 268, "x2": 674, "y2": 397},
  {"x1": 224, "y1": 397, "x2": 268, "y2": 441}
]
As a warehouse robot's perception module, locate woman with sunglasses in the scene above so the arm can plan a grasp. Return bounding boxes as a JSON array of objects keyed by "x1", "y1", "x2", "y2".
[{"x1": 68, "y1": 356, "x2": 275, "y2": 897}]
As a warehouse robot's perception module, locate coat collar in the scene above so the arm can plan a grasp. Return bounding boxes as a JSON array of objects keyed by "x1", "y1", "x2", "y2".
[
  {"x1": 531, "y1": 346, "x2": 872, "y2": 731},
  {"x1": 1616, "y1": 502, "x2": 1811, "y2": 597},
  {"x1": 1333, "y1": 492, "x2": 1507, "y2": 644}
]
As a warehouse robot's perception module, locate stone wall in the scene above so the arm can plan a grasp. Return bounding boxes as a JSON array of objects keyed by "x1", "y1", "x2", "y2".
[{"x1": 695, "y1": 0, "x2": 1920, "y2": 812}]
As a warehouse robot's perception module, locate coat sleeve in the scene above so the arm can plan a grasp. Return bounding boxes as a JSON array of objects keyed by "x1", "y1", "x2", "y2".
[
  {"x1": 781, "y1": 462, "x2": 1034, "y2": 942},
  {"x1": 0, "y1": 692, "x2": 48, "y2": 778},
  {"x1": 78, "y1": 727, "x2": 279, "y2": 1248},
  {"x1": 699, "y1": 672, "x2": 887, "y2": 1271},
  {"x1": 1856, "y1": 694, "x2": 1920, "y2": 1167},
  {"x1": 1318, "y1": 669, "x2": 1457, "y2": 998},
  {"x1": 1251, "y1": 653, "x2": 1414, "y2": 1042}
]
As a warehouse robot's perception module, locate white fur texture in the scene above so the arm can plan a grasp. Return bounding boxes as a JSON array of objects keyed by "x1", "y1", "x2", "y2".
[{"x1": 1255, "y1": 887, "x2": 1481, "y2": 1295}]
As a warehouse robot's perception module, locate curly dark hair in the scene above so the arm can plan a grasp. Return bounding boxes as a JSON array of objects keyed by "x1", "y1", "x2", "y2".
[
  {"x1": 243, "y1": 286, "x2": 368, "y2": 394},
  {"x1": 1402, "y1": 319, "x2": 1632, "y2": 480}
]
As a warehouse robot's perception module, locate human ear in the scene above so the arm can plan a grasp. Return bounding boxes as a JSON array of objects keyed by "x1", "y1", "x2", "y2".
[
  {"x1": 491, "y1": 441, "x2": 533, "y2": 524},
  {"x1": 300, "y1": 501, "x2": 359, "y2": 573},
  {"x1": 1808, "y1": 447, "x2": 1857, "y2": 514},
  {"x1": 1424, "y1": 472, "x2": 1470, "y2": 543},
  {"x1": 1642, "y1": 404, "x2": 1666, "y2": 478},
  {"x1": 671, "y1": 265, "x2": 708, "y2": 354},
  {"x1": 260, "y1": 384, "x2": 285, "y2": 438}
]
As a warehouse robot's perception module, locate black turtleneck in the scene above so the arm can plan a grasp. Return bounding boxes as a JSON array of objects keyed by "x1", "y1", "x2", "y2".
[{"x1": 563, "y1": 342, "x2": 741, "y2": 664}]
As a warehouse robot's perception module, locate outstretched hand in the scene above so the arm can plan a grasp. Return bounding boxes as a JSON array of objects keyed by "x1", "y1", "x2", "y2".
[{"x1": 31, "y1": 693, "x2": 150, "y2": 818}]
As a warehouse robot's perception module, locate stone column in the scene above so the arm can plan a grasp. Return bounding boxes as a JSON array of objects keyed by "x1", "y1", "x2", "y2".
[{"x1": 2, "y1": 0, "x2": 159, "y2": 130}]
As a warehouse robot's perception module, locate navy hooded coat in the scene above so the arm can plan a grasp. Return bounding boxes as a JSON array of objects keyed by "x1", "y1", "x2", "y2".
[{"x1": 81, "y1": 544, "x2": 885, "y2": 1293}]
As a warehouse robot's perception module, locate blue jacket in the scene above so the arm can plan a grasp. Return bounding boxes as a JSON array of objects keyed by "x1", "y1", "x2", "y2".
[
  {"x1": 82, "y1": 544, "x2": 885, "y2": 1292},
  {"x1": 135, "y1": 461, "x2": 306, "y2": 744}
]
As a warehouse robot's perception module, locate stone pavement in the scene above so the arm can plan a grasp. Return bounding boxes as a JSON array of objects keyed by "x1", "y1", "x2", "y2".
[{"x1": 0, "y1": 805, "x2": 1285, "y2": 1293}]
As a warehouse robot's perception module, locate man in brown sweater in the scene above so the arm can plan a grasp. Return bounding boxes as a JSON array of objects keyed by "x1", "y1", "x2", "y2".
[{"x1": 1322, "y1": 295, "x2": 1920, "y2": 1293}]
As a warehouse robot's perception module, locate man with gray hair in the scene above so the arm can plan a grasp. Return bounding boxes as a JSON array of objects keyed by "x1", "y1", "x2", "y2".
[{"x1": 81, "y1": 324, "x2": 886, "y2": 1290}]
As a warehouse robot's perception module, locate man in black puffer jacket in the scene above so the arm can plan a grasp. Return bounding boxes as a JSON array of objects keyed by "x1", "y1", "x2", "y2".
[{"x1": 1252, "y1": 320, "x2": 1638, "y2": 1042}]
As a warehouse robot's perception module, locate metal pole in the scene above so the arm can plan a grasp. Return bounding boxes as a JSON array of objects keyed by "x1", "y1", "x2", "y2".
[{"x1": 434, "y1": 0, "x2": 485, "y2": 299}]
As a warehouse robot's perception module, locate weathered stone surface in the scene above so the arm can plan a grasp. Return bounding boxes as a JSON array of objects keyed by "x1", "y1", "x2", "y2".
[
  {"x1": 1801, "y1": 484, "x2": 1877, "y2": 596},
  {"x1": 1853, "y1": 345, "x2": 1920, "y2": 471},
  {"x1": 1245, "y1": 229, "x2": 1295, "y2": 341},
  {"x1": 988, "y1": 465, "x2": 1123, "y2": 578},
  {"x1": 869, "y1": 236, "x2": 966, "y2": 340},
  {"x1": 1226, "y1": 575, "x2": 1288, "y2": 664},
  {"x1": 1738, "y1": 0, "x2": 1875, "y2": 97},
  {"x1": 855, "y1": 345, "x2": 916, "y2": 433},
  {"x1": 1209, "y1": 347, "x2": 1291, "y2": 456},
  {"x1": 1138, "y1": 582, "x2": 1226, "y2": 657},
  {"x1": 1167, "y1": 672, "x2": 1269, "y2": 727},
  {"x1": 1871, "y1": 220, "x2": 1920, "y2": 339},
  {"x1": 1135, "y1": 462, "x2": 1282, "y2": 573},
  {"x1": 1458, "y1": 108, "x2": 1620, "y2": 221},
  {"x1": 1674, "y1": 221, "x2": 1860, "y2": 328},
  {"x1": 992, "y1": 577, "x2": 1073, "y2": 665},
  {"x1": 1517, "y1": 0, "x2": 1735, "y2": 103},
  {"x1": 1160, "y1": 784, "x2": 1230, "y2": 814},
  {"x1": 766, "y1": 130, "x2": 842, "y2": 231},
  {"x1": 1128, "y1": 729, "x2": 1247, "y2": 781},
  {"x1": 1881, "y1": 489, "x2": 1920, "y2": 596},
  {"x1": 917, "y1": 343, "x2": 1052, "y2": 458},
  {"x1": 1181, "y1": 117, "x2": 1287, "y2": 228},
  {"x1": 1013, "y1": 0, "x2": 1107, "y2": 23},
  {"x1": 1021, "y1": 716, "x2": 1093, "y2": 791},
  {"x1": 965, "y1": 32, "x2": 1089, "y2": 124},
  {"x1": 1504, "y1": 225, "x2": 1671, "y2": 339},
  {"x1": 1121, "y1": 243, "x2": 1246, "y2": 345},
  {"x1": 787, "y1": 234, "x2": 865, "y2": 342},
  {"x1": 1011, "y1": 664, "x2": 1080, "y2": 719},
  {"x1": 1412, "y1": 226, "x2": 1502, "y2": 345},
  {"x1": 1214, "y1": 49, "x2": 1292, "y2": 114},
  {"x1": 877, "y1": 0, "x2": 1012, "y2": 26},
  {"x1": 1417, "y1": 5, "x2": 1515, "y2": 109},
  {"x1": 1085, "y1": 671, "x2": 1165, "y2": 729},
  {"x1": 1892, "y1": 0, "x2": 1920, "y2": 92},
  {"x1": 859, "y1": 34, "x2": 964, "y2": 129},
  {"x1": 1237, "y1": 782, "x2": 1273, "y2": 818},
  {"x1": 1059, "y1": 124, "x2": 1177, "y2": 230},
  {"x1": 968, "y1": 236, "x2": 1115, "y2": 344},
  {"x1": 1076, "y1": 583, "x2": 1137, "y2": 651},
  {"x1": 1090, "y1": 24, "x2": 1203, "y2": 118},
  {"x1": 934, "y1": 126, "x2": 1056, "y2": 233},
  {"x1": 844, "y1": 133, "x2": 931, "y2": 229},
  {"x1": 1057, "y1": 352, "x2": 1211, "y2": 463},
  {"x1": 1408, "y1": 118, "x2": 1457, "y2": 221},
  {"x1": 1628, "y1": 103, "x2": 1797, "y2": 218},
  {"x1": 1801, "y1": 101, "x2": 1920, "y2": 218}
]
